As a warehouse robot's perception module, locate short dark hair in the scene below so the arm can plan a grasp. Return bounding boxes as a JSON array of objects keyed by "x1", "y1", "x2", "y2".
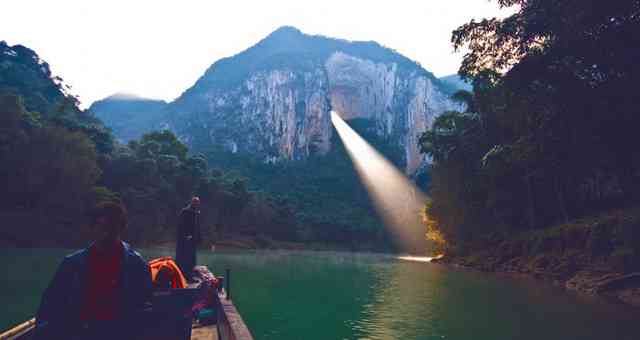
[{"x1": 91, "y1": 201, "x2": 128, "y2": 229}]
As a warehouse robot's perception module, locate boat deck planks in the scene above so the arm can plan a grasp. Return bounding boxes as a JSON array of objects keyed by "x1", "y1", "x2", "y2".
[{"x1": 190, "y1": 323, "x2": 219, "y2": 340}]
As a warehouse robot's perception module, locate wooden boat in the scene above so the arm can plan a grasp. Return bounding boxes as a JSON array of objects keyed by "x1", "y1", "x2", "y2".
[{"x1": 0, "y1": 266, "x2": 253, "y2": 340}]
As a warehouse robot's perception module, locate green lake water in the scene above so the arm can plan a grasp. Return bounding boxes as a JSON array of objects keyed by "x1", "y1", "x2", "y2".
[{"x1": 2, "y1": 248, "x2": 639, "y2": 339}]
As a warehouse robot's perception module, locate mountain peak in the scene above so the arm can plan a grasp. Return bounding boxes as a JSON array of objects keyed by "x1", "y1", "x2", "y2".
[
  {"x1": 269, "y1": 26, "x2": 303, "y2": 37},
  {"x1": 259, "y1": 25, "x2": 306, "y2": 46},
  {"x1": 100, "y1": 92, "x2": 166, "y2": 103},
  {"x1": 105, "y1": 92, "x2": 143, "y2": 101}
]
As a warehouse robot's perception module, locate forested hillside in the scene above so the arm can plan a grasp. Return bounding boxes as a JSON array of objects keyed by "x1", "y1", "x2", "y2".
[
  {"x1": 421, "y1": 0, "x2": 640, "y2": 274},
  {"x1": 87, "y1": 27, "x2": 468, "y2": 252},
  {"x1": 0, "y1": 41, "x2": 304, "y2": 248}
]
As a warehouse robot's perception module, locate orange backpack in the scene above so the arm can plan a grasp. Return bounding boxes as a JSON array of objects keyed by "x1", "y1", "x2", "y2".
[{"x1": 149, "y1": 257, "x2": 188, "y2": 289}]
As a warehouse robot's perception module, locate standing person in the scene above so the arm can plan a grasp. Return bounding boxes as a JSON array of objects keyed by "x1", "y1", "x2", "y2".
[
  {"x1": 176, "y1": 196, "x2": 202, "y2": 279},
  {"x1": 35, "y1": 201, "x2": 152, "y2": 340}
]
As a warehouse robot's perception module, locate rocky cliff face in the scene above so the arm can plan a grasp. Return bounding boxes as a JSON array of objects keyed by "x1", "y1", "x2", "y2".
[
  {"x1": 325, "y1": 52, "x2": 463, "y2": 173},
  {"x1": 103, "y1": 27, "x2": 463, "y2": 174}
]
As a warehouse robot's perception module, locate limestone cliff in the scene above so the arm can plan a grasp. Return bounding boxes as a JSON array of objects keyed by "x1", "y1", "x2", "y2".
[
  {"x1": 104, "y1": 26, "x2": 463, "y2": 174},
  {"x1": 325, "y1": 52, "x2": 462, "y2": 173}
]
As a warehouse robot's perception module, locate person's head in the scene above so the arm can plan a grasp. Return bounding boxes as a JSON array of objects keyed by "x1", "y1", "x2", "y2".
[
  {"x1": 191, "y1": 196, "x2": 201, "y2": 209},
  {"x1": 89, "y1": 201, "x2": 128, "y2": 242}
]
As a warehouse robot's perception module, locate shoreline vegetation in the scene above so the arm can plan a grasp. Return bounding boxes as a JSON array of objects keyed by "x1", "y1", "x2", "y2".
[
  {"x1": 0, "y1": 232, "x2": 388, "y2": 253},
  {"x1": 418, "y1": 0, "x2": 640, "y2": 310},
  {"x1": 3, "y1": 208, "x2": 639, "y2": 308},
  {"x1": 432, "y1": 206, "x2": 640, "y2": 308}
]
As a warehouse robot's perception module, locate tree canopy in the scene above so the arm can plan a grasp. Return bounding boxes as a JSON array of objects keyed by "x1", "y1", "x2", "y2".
[
  {"x1": 0, "y1": 42, "x2": 302, "y2": 248},
  {"x1": 421, "y1": 0, "x2": 640, "y2": 254}
]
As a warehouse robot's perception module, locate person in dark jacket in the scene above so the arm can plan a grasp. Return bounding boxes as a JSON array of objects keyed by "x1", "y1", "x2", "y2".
[
  {"x1": 176, "y1": 196, "x2": 201, "y2": 279},
  {"x1": 35, "y1": 201, "x2": 152, "y2": 340}
]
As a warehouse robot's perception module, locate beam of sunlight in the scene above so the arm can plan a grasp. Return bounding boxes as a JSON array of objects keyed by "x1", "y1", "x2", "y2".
[{"x1": 331, "y1": 111, "x2": 429, "y2": 254}]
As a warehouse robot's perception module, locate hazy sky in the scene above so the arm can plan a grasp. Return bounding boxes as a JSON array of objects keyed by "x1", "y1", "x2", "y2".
[{"x1": 2, "y1": 0, "x2": 513, "y2": 108}]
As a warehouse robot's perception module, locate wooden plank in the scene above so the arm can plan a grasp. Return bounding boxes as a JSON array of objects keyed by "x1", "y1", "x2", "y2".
[
  {"x1": 217, "y1": 293, "x2": 253, "y2": 340},
  {"x1": 191, "y1": 323, "x2": 219, "y2": 340},
  {"x1": 0, "y1": 318, "x2": 35, "y2": 340}
]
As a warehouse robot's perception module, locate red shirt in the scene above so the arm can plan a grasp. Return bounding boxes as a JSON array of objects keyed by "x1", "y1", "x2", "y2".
[{"x1": 80, "y1": 241, "x2": 124, "y2": 321}]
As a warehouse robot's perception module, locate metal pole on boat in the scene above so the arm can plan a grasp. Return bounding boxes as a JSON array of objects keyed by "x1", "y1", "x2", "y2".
[{"x1": 226, "y1": 268, "x2": 231, "y2": 300}]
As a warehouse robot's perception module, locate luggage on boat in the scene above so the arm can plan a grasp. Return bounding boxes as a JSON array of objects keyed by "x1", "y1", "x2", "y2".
[
  {"x1": 139, "y1": 260, "x2": 221, "y2": 339},
  {"x1": 149, "y1": 257, "x2": 188, "y2": 289},
  {"x1": 140, "y1": 287, "x2": 200, "y2": 339},
  {"x1": 140, "y1": 257, "x2": 201, "y2": 339}
]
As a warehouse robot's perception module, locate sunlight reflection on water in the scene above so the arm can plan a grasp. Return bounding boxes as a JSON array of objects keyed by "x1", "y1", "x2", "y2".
[{"x1": 397, "y1": 256, "x2": 433, "y2": 262}]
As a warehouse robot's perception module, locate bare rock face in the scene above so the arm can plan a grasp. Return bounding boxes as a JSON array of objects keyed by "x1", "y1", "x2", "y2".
[
  {"x1": 326, "y1": 52, "x2": 462, "y2": 173},
  {"x1": 326, "y1": 52, "x2": 397, "y2": 122},
  {"x1": 168, "y1": 67, "x2": 332, "y2": 162},
  {"x1": 165, "y1": 27, "x2": 463, "y2": 174},
  {"x1": 239, "y1": 68, "x2": 332, "y2": 160}
]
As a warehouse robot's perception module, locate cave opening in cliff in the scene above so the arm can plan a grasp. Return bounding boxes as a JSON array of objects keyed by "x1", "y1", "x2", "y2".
[{"x1": 330, "y1": 111, "x2": 431, "y2": 255}]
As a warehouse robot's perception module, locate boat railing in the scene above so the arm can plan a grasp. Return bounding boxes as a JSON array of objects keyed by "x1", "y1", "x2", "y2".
[
  {"x1": 215, "y1": 292, "x2": 253, "y2": 340},
  {"x1": 214, "y1": 268, "x2": 253, "y2": 340}
]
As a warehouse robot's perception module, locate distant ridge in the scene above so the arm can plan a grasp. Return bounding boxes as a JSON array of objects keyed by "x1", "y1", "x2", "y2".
[
  {"x1": 103, "y1": 92, "x2": 152, "y2": 101},
  {"x1": 439, "y1": 74, "x2": 472, "y2": 92},
  {"x1": 89, "y1": 94, "x2": 167, "y2": 142}
]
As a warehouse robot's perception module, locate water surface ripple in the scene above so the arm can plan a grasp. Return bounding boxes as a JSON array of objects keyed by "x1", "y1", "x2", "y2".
[{"x1": 2, "y1": 249, "x2": 639, "y2": 339}]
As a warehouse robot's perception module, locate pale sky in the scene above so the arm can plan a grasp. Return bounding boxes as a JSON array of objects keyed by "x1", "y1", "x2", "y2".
[{"x1": 1, "y1": 0, "x2": 513, "y2": 108}]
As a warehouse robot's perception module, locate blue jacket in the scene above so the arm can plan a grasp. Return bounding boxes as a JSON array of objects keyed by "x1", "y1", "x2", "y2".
[{"x1": 35, "y1": 241, "x2": 152, "y2": 338}]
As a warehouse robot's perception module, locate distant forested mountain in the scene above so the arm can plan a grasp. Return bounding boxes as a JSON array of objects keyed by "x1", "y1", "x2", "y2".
[
  {"x1": 438, "y1": 74, "x2": 472, "y2": 92},
  {"x1": 89, "y1": 94, "x2": 167, "y2": 142}
]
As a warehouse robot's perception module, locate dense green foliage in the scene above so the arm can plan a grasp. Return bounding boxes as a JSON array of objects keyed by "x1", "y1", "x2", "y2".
[
  {"x1": 201, "y1": 118, "x2": 406, "y2": 251},
  {"x1": 0, "y1": 42, "x2": 300, "y2": 248},
  {"x1": 420, "y1": 1, "x2": 640, "y2": 260},
  {"x1": 0, "y1": 95, "x2": 101, "y2": 212},
  {"x1": 0, "y1": 41, "x2": 114, "y2": 154}
]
